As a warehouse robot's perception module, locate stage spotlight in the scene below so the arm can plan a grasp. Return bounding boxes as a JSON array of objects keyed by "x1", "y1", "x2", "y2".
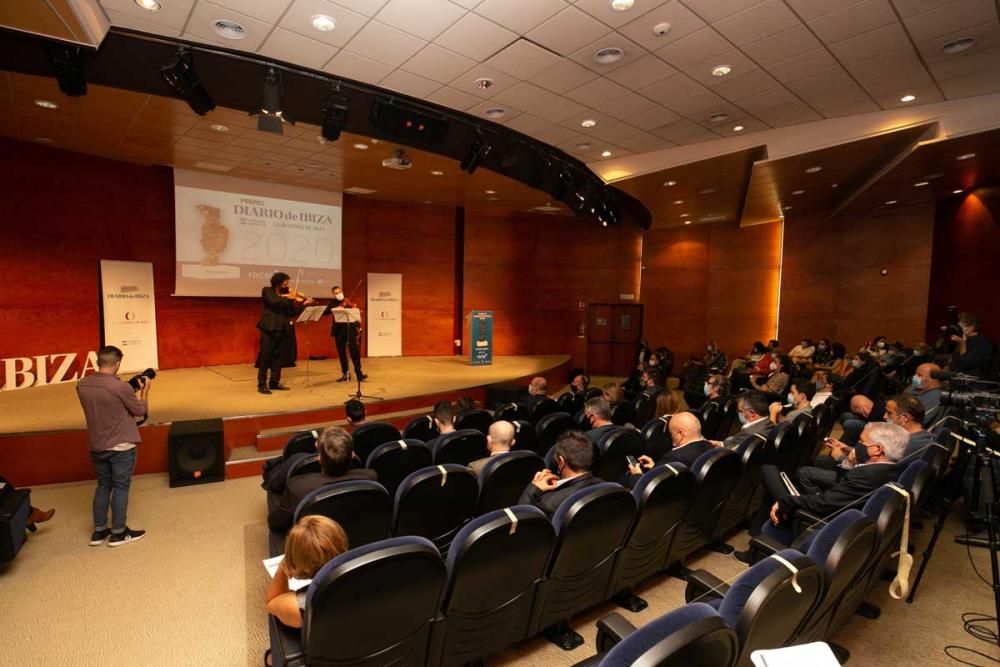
[
  {"x1": 160, "y1": 50, "x2": 215, "y2": 115},
  {"x1": 460, "y1": 131, "x2": 493, "y2": 174},
  {"x1": 552, "y1": 169, "x2": 575, "y2": 200},
  {"x1": 46, "y1": 44, "x2": 87, "y2": 96},
  {"x1": 321, "y1": 85, "x2": 349, "y2": 142},
  {"x1": 253, "y1": 66, "x2": 294, "y2": 134}
]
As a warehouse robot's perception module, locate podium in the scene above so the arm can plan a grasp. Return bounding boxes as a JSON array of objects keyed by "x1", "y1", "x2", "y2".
[{"x1": 468, "y1": 310, "x2": 493, "y2": 366}]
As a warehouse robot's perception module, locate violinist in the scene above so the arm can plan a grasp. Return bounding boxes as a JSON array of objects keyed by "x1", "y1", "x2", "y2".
[
  {"x1": 323, "y1": 285, "x2": 366, "y2": 383},
  {"x1": 256, "y1": 272, "x2": 314, "y2": 395}
]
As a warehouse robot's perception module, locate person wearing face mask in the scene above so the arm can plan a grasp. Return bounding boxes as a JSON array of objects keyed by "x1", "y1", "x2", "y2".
[
  {"x1": 703, "y1": 340, "x2": 727, "y2": 372},
  {"x1": 906, "y1": 363, "x2": 943, "y2": 424},
  {"x1": 751, "y1": 354, "x2": 791, "y2": 397},
  {"x1": 256, "y1": 272, "x2": 314, "y2": 394},
  {"x1": 717, "y1": 391, "x2": 774, "y2": 449},
  {"x1": 840, "y1": 351, "x2": 880, "y2": 398},
  {"x1": 883, "y1": 394, "x2": 937, "y2": 459},
  {"x1": 809, "y1": 370, "x2": 834, "y2": 407},
  {"x1": 788, "y1": 338, "x2": 815, "y2": 367},
  {"x1": 951, "y1": 312, "x2": 992, "y2": 378},
  {"x1": 518, "y1": 432, "x2": 602, "y2": 517},
  {"x1": 812, "y1": 338, "x2": 833, "y2": 366},
  {"x1": 322, "y1": 285, "x2": 366, "y2": 383},
  {"x1": 623, "y1": 412, "x2": 717, "y2": 488},
  {"x1": 768, "y1": 378, "x2": 816, "y2": 425},
  {"x1": 704, "y1": 374, "x2": 727, "y2": 403},
  {"x1": 866, "y1": 336, "x2": 889, "y2": 362},
  {"x1": 583, "y1": 397, "x2": 618, "y2": 445}
]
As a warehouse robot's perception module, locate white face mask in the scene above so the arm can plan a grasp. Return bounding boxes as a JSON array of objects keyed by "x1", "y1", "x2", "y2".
[
  {"x1": 703, "y1": 382, "x2": 712, "y2": 396},
  {"x1": 851, "y1": 359, "x2": 862, "y2": 368},
  {"x1": 769, "y1": 362, "x2": 778, "y2": 371},
  {"x1": 877, "y1": 341, "x2": 886, "y2": 349},
  {"x1": 787, "y1": 392, "x2": 795, "y2": 404},
  {"x1": 334, "y1": 293, "x2": 344, "y2": 301}
]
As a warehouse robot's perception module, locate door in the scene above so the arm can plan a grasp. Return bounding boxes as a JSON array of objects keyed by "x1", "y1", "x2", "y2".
[{"x1": 588, "y1": 304, "x2": 643, "y2": 377}]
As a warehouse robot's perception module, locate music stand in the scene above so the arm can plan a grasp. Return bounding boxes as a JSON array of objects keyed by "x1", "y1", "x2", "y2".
[{"x1": 296, "y1": 305, "x2": 327, "y2": 389}]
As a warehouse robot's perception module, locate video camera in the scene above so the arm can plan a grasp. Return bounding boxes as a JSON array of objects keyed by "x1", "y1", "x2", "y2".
[
  {"x1": 127, "y1": 368, "x2": 157, "y2": 390},
  {"x1": 941, "y1": 389, "x2": 1000, "y2": 413},
  {"x1": 934, "y1": 305, "x2": 963, "y2": 354}
]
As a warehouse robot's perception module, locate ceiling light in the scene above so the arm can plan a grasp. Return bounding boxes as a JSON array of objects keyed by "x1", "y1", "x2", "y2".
[
  {"x1": 486, "y1": 196, "x2": 500, "y2": 201},
  {"x1": 885, "y1": 200, "x2": 897, "y2": 205},
  {"x1": 212, "y1": 19, "x2": 246, "y2": 40},
  {"x1": 581, "y1": 119, "x2": 597, "y2": 128},
  {"x1": 311, "y1": 14, "x2": 336, "y2": 32},
  {"x1": 575, "y1": 142, "x2": 592, "y2": 150},
  {"x1": 957, "y1": 153, "x2": 976, "y2": 160},
  {"x1": 899, "y1": 94, "x2": 916, "y2": 103},
  {"x1": 133, "y1": 0, "x2": 160, "y2": 10},
  {"x1": 34, "y1": 99, "x2": 58, "y2": 109},
  {"x1": 942, "y1": 37, "x2": 975, "y2": 54},
  {"x1": 805, "y1": 166, "x2": 822, "y2": 173},
  {"x1": 914, "y1": 181, "x2": 929, "y2": 187},
  {"x1": 680, "y1": 213, "x2": 690, "y2": 218},
  {"x1": 711, "y1": 64, "x2": 732, "y2": 77},
  {"x1": 733, "y1": 125, "x2": 744, "y2": 132},
  {"x1": 683, "y1": 220, "x2": 691, "y2": 225},
  {"x1": 792, "y1": 189, "x2": 805, "y2": 195},
  {"x1": 353, "y1": 143, "x2": 369, "y2": 150},
  {"x1": 611, "y1": 0, "x2": 635, "y2": 10},
  {"x1": 474, "y1": 77, "x2": 494, "y2": 90},
  {"x1": 783, "y1": 205, "x2": 792, "y2": 211},
  {"x1": 485, "y1": 189, "x2": 496, "y2": 194},
  {"x1": 460, "y1": 132, "x2": 493, "y2": 174},
  {"x1": 700, "y1": 188, "x2": 716, "y2": 194},
  {"x1": 601, "y1": 150, "x2": 612, "y2": 157},
  {"x1": 831, "y1": 183, "x2": 839, "y2": 188},
  {"x1": 160, "y1": 50, "x2": 215, "y2": 115},
  {"x1": 708, "y1": 112, "x2": 728, "y2": 123},
  {"x1": 673, "y1": 199, "x2": 684, "y2": 205},
  {"x1": 210, "y1": 123, "x2": 228, "y2": 132},
  {"x1": 594, "y1": 47, "x2": 625, "y2": 65},
  {"x1": 663, "y1": 180, "x2": 677, "y2": 187},
  {"x1": 430, "y1": 170, "x2": 443, "y2": 176},
  {"x1": 479, "y1": 107, "x2": 506, "y2": 121},
  {"x1": 653, "y1": 22, "x2": 672, "y2": 37},
  {"x1": 953, "y1": 189, "x2": 963, "y2": 194},
  {"x1": 320, "y1": 86, "x2": 349, "y2": 142},
  {"x1": 253, "y1": 67, "x2": 292, "y2": 134}
]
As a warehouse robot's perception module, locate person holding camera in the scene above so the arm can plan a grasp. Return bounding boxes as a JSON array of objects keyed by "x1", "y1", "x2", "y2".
[
  {"x1": 951, "y1": 312, "x2": 992, "y2": 379},
  {"x1": 76, "y1": 346, "x2": 150, "y2": 547}
]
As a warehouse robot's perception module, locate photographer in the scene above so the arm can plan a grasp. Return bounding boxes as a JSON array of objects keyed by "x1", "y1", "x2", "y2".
[
  {"x1": 76, "y1": 346, "x2": 150, "y2": 547},
  {"x1": 951, "y1": 312, "x2": 993, "y2": 378}
]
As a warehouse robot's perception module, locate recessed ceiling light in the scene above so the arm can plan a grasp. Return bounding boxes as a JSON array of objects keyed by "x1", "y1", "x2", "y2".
[
  {"x1": 581, "y1": 118, "x2": 597, "y2": 128},
  {"x1": 900, "y1": 94, "x2": 916, "y2": 103},
  {"x1": 783, "y1": 205, "x2": 792, "y2": 211},
  {"x1": 831, "y1": 183, "x2": 839, "y2": 188},
  {"x1": 133, "y1": 0, "x2": 160, "y2": 10},
  {"x1": 663, "y1": 180, "x2": 677, "y2": 187},
  {"x1": 430, "y1": 170, "x2": 444, "y2": 176},
  {"x1": 652, "y1": 22, "x2": 672, "y2": 36},
  {"x1": 474, "y1": 77, "x2": 494, "y2": 90},
  {"x1": 942, "y1": 37, "x2": 975, "y2": 54},
  {"x1": 957, "y1": 152, "x2": 976, "y2": 160},
  {"x1": 914, "y1": 181, "x2": 929, "y2": 187},
  {"x1": 484, "y1": 107, "x2": 506, "y2": 119},
  {"x1": 353, "y1": 143, "x2": 369, "y2": 150},
  {"x1": 212, "y1": 19, "x2": 246, "y2": 40},
  {"x1": 210, "y1": 123, "x2": 229, "y2": 132},
  {"x1": 885, "y1": 199, "x2": 898, "y2": 205},
  {"x1": 680, "y1": 213, "x2": 690, "y2": 218},
  {"x1": 673, "y1": 199, "x2": 684, "y2": 205},
  {"x1": 733, "y1": 125, "x2": 745, "y2": 132},
  {"x1": 805, "y1": 166, "x2": 822, "y2": 173},
  {"x1": 708, "y1": 112, "x2": 728, "y2": 123},
  {"x1": 610, "y1": 0, "x2": 635, "y2": 10},
  {"x1": 700, "y1": 187, "x2": 716, "y2": 194},
  {"x1": 683, "y1": 220, "x2": 692, "y2": 225},
  {"x1": 311, "y1": 14, "x2": 336, "y2": 32},
  {"x1": 594, "y1": 47, "x2": 625, "y2": 65},
  {"x1": 601, "y1": 150, "x2": 612, "y2": 157},
  {"x1": 486, "y1": 196, "x2": 500, "y2": 201},
  {"x1": 953, "y1": 189, "x2": 964, "y2": 194},
  {"x1": 792, "y1": 189, "x2": 805, "y2": 195},
  {"x1": 370, "y1": 138, "x2": 380, "y2": 144},
  {"x1": 34, "y1": 99, "x2": 58, "y2": 109},
  {"x1": 711, "y1": 64, "x2": 732, "y2": 77},
  {"x1": 575, "y1": 142, "x2": 592, "y2": 150},
  {"x1": 35, "y1": 137, "x2": 53, "y2": 143},
  {"x1": 485, "y1": 189, "x2": 496, "y2": 194}
]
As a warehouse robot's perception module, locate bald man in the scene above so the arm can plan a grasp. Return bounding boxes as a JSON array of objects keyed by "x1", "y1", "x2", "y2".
[
  {"x1": 909, "y1": 363, "x2": 943, "y2": 425},
  {"x1": 622, "y1": 411, "x2": 717, "y2": 488},
  {"x1": 468, "y1": 420, "x2": 517, "y2": 477}
]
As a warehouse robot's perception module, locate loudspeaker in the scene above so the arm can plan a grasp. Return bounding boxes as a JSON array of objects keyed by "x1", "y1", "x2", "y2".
[{"x1": 168, "y1": 418, "x2": 225, "y2": 488}]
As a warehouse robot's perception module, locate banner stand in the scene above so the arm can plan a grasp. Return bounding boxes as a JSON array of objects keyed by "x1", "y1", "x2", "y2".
[{"x1": 100, "y1": 260, "x2": 159, "y2": 373}]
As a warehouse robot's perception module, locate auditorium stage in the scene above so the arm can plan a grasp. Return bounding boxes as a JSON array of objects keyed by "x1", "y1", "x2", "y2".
[{"x1": 0, "y1": 354, "x2": 571, "y2": 486}]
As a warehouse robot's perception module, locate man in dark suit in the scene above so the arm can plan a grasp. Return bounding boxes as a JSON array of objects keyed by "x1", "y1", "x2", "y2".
[
  {"x1": 719, "y1": 391, "x2": 775, "y2": 449},
  {"x1": 322, "y1": 285, "x2": 366, "y2": 383},
  {"x1": 256, "y1": 272, "x2": 313, "y2": 394},
  {"x1": 583, "y1": 397, "x2": 618, "y2": 445},
  {"x1": 522, "y1": 377, "x2": 548, "y2": 407},
  {"x1": 267, "y1": 426, "x2": 377, "y2": 532},
  {"x1": 623, "y1": 412, "x2": 717, "y2": 488},
  {"x1": 518, "y1": 431, "x2": 602, "y2": 517},
  {"x1": 641, "y1": 367, "x2": 665, "y2": 401}
]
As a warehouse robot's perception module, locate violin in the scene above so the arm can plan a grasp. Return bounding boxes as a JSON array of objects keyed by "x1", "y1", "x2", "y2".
[{"x1": 280, "y1": 288, "x2": 314, "y2": 304}]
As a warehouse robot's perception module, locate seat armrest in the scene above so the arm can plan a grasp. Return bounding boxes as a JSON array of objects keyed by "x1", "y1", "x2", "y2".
[
  {"x1": 268, "y1": 615, "x2": 305, "y2": 667},
  {"x1": 794, "y1": 509, "x2": 827, "y2": 527},
  {"x1": 595, "y1": 612, "x2": 638, "y2": 653},
  {"x1": 684, "y1": 569, "x2": 729, "y2": 603},
  {"x1": 750, "y1": 534, "x2": 787, "y2": 557}
]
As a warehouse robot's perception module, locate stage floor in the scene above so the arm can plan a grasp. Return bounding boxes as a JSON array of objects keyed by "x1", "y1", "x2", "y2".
[{"x1": 0, "y1": 355, "x2": 569, "y2": 435}]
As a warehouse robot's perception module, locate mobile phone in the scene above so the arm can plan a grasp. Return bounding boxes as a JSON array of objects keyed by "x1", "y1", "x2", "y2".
[{"x1": 626, "y1": 455, "x2": 639, "y2": 468}]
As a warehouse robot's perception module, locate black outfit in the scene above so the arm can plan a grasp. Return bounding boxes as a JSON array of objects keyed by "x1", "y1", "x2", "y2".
[
  {"x1": 255, "y1": 287, "x2": 305, "y2": 388},
  {"x1": 323, "y1": 300, "x2": 363, "y2": 377},
  {"x1": 953, "y1": 334, "x2": 992, "y2": 378},
  {"x1": 622, "y1": 439, "x2": 716, "y2": 489},
  {"x1": 517, "y1": 472, "x2": 603, "y2": 517},
  {"x1": 585, "y1": 423, "x2": 618, "y2": 446},
  {"x1": 267, "y1": 468, "x2": 378, "y2": 532}
]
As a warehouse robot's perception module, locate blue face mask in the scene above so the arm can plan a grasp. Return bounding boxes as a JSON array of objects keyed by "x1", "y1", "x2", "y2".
[{"x1": 911, "y1": 375, "x2": 923, "y2": 390}]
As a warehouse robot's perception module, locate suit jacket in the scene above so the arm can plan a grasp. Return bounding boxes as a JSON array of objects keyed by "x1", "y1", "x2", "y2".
[
  {"x1": 517, "y1": 472, "x2": 603, "y2": 517},
  {"x1": 585, "y1": 423, "x2": 619, "y2": 446},
  {"x1": 623, "y1": 439, "x2": 715, "y2": 488},
  {"x1": 469, "y1": 452, "x2": 509, "y2": 477},
  {"x1": 723, "y1": 418, "x2": 775, "y2": 449},
  {"x1": 257, "y1": 287, "x2": 304, "y2": 334},
  {"x1": 779, "y1": 461, "x2": 900, "y2": 517},
  {"x1": 267, "y1": 467, "x2": 378, "y2": 532}
]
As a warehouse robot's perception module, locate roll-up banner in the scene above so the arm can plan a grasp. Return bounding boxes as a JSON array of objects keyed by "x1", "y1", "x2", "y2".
[
  {"x1": 100, "y1": 260, "x2": 159, "y2": 373},
  {"x1": 367, "y1": 273, "x2": 402, "y2": 357}
]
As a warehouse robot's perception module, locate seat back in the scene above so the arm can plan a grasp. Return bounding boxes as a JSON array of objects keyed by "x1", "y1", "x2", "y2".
[
  {"x1": 454, "y1": 409, "x2": 493, "y2": 436},
  {"x1": 899, "y1": 460, "x2": 935, "y2": 513},
  {"x1": 510, "y1": 419, "x2": 540, "y2": 456},
  {"x1": 633, "y1": 394, "x2": 655, "y2": 427},
  {"x1": 285, "y1": 454, "x2": 321, "y2": 484},
  {"x1": 536, "y1": 412, "x2": 577, "y2": 453},
  {"x1": 530, "y1": 397, "x2": 558, "y2": 423},
  {"x1": 403, "y1": 415, "x2": 439, "y2": 442},
  {"x1": 599, "y1": 603, "x2": 738, "y2": 667},
  {"x1": 283, "y1": 429, "x2": 319, "y2": 458},
  {"x1": 715, "y1": 397, "x2": 741, "y2": 441},
  {"x1": 595, "y1": 427, "x2": 645, "y2": 481},
  {"x1": 303, "y1": 536, "x2": 445, "y2": 666},
  {"x1": 716, "y1": 435, "x2": 772, "y2": 538},
  {"x1": 475, "y1": 451, "x2": 545, "y2": 515},
  {"x1": 772, "y1": 423, "x2": 802, "y2": 475},
  {"x1": 495, "y1": 403, "x2": 529, "y2": 422},
  {"x1": 393, "y1": 465, "x2": 478, "y2": 552},
  {"x1": 365, "y1": 439, "x2": 433, "y2": 497},
  {"x1": 433, "y1": 506, "x2": 556, "y2": 666},
  {"x1": 793, "y1": 412, "x2": 820, "y2": 471},
  {"x1": 533, "y1": 483, "x2": 636, "y2": 633},
  {"x1": 611, "y1": 400, "x2": 636, "y2": 426},
  {"x1": 557, "y1": 392, "x2": 582, "y2": 414},
  {"x1": 352, "y1": 422, "x2": 403, "y2": 463},
  {"x1": 641, "y1": 415, "x2": 673, "y2": 461},
  {"x1": 812, "y1": 400, "x2": 834, "y2": 440},
  {"x1": 432, "y1": 429, "x2": 489, "y2": 466},
  {"x1": 294, "y1": 480, "x2": 392, "y2": 548},
  {"x1": 700, "y1": 400, "x2": 724, "y2": 441},
  {"x1": 668, "y1": 449, "x2": 742, "y2": 565}
]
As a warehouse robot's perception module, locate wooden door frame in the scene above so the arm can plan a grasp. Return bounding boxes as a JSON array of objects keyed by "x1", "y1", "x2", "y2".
[{"x1": 587, "y1": 303, "x2": 643, "y2": 376}]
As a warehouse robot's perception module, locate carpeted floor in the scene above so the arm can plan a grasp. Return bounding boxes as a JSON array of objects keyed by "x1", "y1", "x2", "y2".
[{"x1": 3, "y1": 471, "x2": 998, "y2": 666}]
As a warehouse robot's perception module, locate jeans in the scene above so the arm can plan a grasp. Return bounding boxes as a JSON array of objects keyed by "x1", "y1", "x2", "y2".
[{"x1": 91, "y1": 448, "x2": 137, "y2": 533}]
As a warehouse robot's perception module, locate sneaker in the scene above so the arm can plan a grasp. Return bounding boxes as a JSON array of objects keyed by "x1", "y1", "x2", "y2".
[
  {"x1": 89, "y1": 529, "x2": 111, "y2": 546},
  {"x1": 108, "y1": 527, "x2": 146, "y2": 547}
]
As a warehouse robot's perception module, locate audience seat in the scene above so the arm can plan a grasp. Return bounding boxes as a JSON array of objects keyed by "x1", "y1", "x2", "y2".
[
  {"x1": 351, "y1": 422, "x2": 403, "y2": 464},
  {"x1": 475, "y1": 451, "x2": 545, "y2": 515},
  {"x1": 610, "y1": 400, "x2": 636, "y2": 427},
  {"x1": 432, "y1": 429, "x2": 489, "y2": 467},
  {"x1": 269, "y1": 536, "x2": 445, "y2": 667},
  {"x1": 288, "y1": 480, "x2": 392, "y2": 553},
  {"x1": 792, "y1": 413, "x2": 820, "y2": 472},
  {"x1": 632, "y1": 394, "x2": 655, "y2": 427},
  {"x1": 282, "y1": 430, "x2": 319, "y2": 458},
  {"x1": 812, "y1": 401, "x2": 835, "y2": 441},
  {"x1": 530, "y1": 397, "x2": 559, "y2": 423},
  {"x1": 454, "y1": 409, "x2": 493, "y2": 436},
  {"x1": 403, "y1": 415, "x2": 439, "y2": 442},
  {"x1": 557, "y1": 392, "x2": 583, "y2": 415},
  {"x1": 536, "y1": 412, "x2": 577, "y2": 454},
  {"x1": 285, "y1": 454, "x2": 321, "y2": 484},
  {"x1": 429, "y1": 506, "x2": 556, "y2": 667},
  {"x1": 365, "y1": 439, "x2": 432, "y2": 498},
  {"x1": 771, "y1": 423, "x2": 803, "y2": 476},
  {"x1": 666, "y1": 449, "x2": 742, "y2": 567},
  {"x1": 584, "y1": 387, "x2": 605, "y2": 401},
  {"x1": 510, "y1": 419, "x2": 540, "y2": 456},
  {"x1": 640, "y1": 415, "x2": 672, "y2": 461},
  {"x1": 716, "y1": 435, "x2": 773, "y2": 539},
  {"x1": 392, "y1": 465, "x2": 478, "y2": 553},
  {"x1": 594, "y1": 427, "x2": 645, "y2": 482},
  {"x1": 495, "y1": 403, "x2": 529, "y2": 423},
  {"x1": 714, "y1": 397, "x2": 741, "y2": 441},
  {"x1": 699, "y1": 401, "x2": 724, "y2": 442},
  {"x1": 530, "y1": 483, "x2": 637, "y2": 650}
]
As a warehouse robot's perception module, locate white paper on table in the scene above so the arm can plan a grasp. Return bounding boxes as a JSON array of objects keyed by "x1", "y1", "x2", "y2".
[
  {"x1": 263, "y1": 554, "x2": 311, "y2": 591},
  {"x1": 751, "y1": 642, "x2": 840, "y2": 667}
]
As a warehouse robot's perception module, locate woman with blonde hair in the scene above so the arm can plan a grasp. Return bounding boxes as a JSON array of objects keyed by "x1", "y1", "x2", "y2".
[
  {"x1": 602, "y1": 382, "x2": 623, "y2": 404},
  {"x1": 654, "y1": 388, "x2": 681, "y2": 420}
]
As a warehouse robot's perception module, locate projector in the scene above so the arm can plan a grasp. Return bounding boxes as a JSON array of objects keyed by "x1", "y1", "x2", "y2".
[{"x1": 382, "y1": 149, "x2": 412, "y2": 170}]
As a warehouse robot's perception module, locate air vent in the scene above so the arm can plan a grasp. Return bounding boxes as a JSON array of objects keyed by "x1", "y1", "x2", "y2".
[
  {"x1": 212, "y1": 20, "x2": 246, "y2": 40},
  {"x1": 594, "y1": 47, "x2": 625, "y2": 64}
]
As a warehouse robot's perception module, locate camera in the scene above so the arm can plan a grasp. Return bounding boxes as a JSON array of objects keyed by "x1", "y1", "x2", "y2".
[
  {"x1": 941, "y1": 389, "x2": 1000, "y2": 413},
  {"x1": 128, "y1": 368, "x2": 157, "y2": 390},
  {"x1": 935, "y1": 305, "x2": 963, "y2": 353}
]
